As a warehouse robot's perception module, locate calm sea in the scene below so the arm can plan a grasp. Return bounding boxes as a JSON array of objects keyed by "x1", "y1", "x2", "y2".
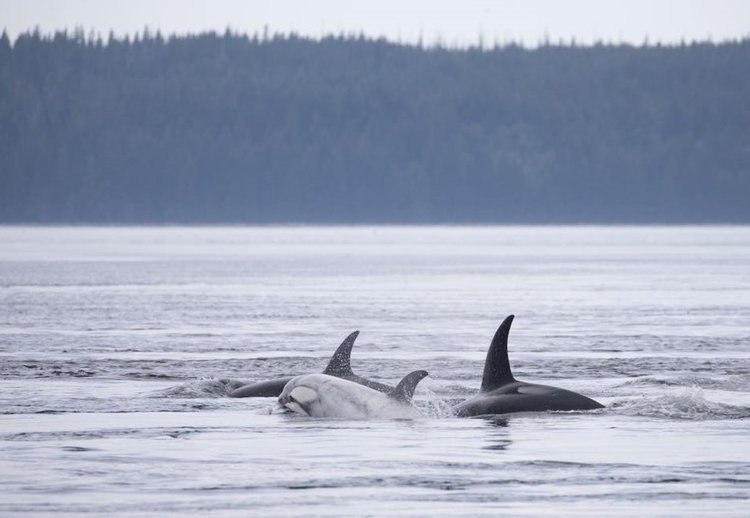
[{"x1": 1, "y1": 226, "x2": 749, "y2": 516}]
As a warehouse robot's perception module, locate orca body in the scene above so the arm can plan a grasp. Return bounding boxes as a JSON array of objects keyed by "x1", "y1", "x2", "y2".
[
  {"x1": 229, "y1": 331, "x2": 393, "y2": 398},
  {"x1": 229, "y1": 377, "x2": 293, "y2": 398},
  {"x1": 453, "y1": 315, "x2": 604, "y2": 417},
  {"x1": 279, "y1": 370, "x2": 428, "y2": 419}
]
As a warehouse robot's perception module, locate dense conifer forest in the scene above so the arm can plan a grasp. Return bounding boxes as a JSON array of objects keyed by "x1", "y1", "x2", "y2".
[{"x1": 1, "y1": 30, "x2": 748, "y2": 222}]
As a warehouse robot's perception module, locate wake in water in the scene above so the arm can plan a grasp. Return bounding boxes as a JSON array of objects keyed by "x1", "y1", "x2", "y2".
[
  {"x1": 153, "y1": 378, "x2": 750, "y2": 422},
  {"x1": 609, "y1": 387, "x2": 750, "y2": 420},
  {"x1": 619, "y1": 374, "x2": 750, "y2": 392},
  {"x1": 153, "y1": 377, "x2": 251, "y2": 398}
]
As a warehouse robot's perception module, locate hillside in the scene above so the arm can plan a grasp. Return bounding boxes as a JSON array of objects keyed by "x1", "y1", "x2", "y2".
[{"x1": 1, "y1": 31, "x2": 748, "y2": 222}]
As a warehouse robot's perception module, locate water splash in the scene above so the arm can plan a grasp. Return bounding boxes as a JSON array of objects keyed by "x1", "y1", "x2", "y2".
[
  {"x1": 619, "y1": 374, "x2": 750, "y2": 392},
  {"x1": 612, "y1": 387, "x2": 750, "y2": 420},
  {"x1": 415, "y1": 388, "x2": 456, "y2": 418},
  {"x1": 152, "y1": 377, "x2": 250, "y2": 398}
]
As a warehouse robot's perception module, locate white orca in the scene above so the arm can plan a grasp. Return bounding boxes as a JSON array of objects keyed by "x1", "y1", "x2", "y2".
[
  {"x1": 278, "y1": 370, "x2": 428, "y2": 419},
  {"x1": 229, "y1": 331, "x2": 393, "y2": 398},
  {"x1": 453, "y1": 315, "x2": 604, "y2": 416}
]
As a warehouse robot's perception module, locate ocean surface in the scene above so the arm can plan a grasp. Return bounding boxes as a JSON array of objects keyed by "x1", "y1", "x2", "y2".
[{"x1": 1, "y1": 226, "x2": 749, "y2": 516}]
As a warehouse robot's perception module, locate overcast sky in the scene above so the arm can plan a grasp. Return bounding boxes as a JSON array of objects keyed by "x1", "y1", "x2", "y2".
[{"x1": 2, "y1": 0, "x2": 749, "y2": 47}]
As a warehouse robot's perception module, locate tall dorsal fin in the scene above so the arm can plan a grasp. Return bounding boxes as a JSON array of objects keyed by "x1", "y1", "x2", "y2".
[
  {"x1": 389, "y1": 370, "x2": 428, "y2": 402},
  {"x1": 480, "y1": 315, "x2": 516, "y2": 392},
  {"x1": 322, "y1": 331, "x2": 358, "y2": 377}
]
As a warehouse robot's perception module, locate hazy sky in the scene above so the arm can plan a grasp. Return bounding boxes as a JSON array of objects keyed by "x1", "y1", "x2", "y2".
[{"x1": 2, "y1": 0, "x2": 749, "y2": 47}]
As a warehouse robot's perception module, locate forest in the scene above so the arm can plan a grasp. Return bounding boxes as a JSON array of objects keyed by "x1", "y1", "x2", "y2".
[{"x1": 1, "y1": 30, "x2": 748, "y2": 223}]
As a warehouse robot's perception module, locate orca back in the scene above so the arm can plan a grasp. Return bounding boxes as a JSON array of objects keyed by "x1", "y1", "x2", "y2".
[{"x1": 229, "y1": 377, "x2": 292, "y2": 398}]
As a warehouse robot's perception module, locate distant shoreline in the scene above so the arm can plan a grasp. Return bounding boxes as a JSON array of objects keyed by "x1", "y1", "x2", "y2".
[
  {"x1": 1, "y1": 222, "x2": 748, "y2": 228},
  {"x1": 3, "y1": 34, "x2": 748, "y2": 223}
]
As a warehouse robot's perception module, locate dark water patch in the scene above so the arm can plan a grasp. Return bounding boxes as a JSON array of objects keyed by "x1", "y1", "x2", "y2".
[
  {"x1": 4, "y1": 426, "x2": 207, "y2": 443},
  {"x1": 679, "y1": 461, "x2": 750, "y2": 477},
  {"x1": 192, "y1": 476, "x2": 473, "y2": 493},
  {"x1": 549, "y1": 334, "x2": 750, "y2": 354},
  {"x1": 161, "y1": 428, "x2": 202, "y2": 439},
  {"x1": 188, "y1": 465, "x2": 747, "y2": 497},
  {"x1": 9, "y1": 352, "x2": 746, "y2": 387},
  {"x1": 517, "y1": 356, "x2": 750, "y2": 382},
  {"x1": 6, "y1": 429, "x2": 127, "y2": 441},
  {"x1": 481, "y1": 440, "x2": 512, "y2": 451},
  {"x1": 0, "y1": 357, "x2": 305, "y2": 380},
  {"x1": 584, "y1": 491, "x2": 750, "y2": 502},
  {"x1": 718, "y1": 478, "x2": 750, "y2": 484},
  {"x1": 513, "y1": 459, "x2": 638, "y2": 469},
  {"x1": 56, "y1": 369, "x2": 96, "y2": 377},
  {"x1": 61, "y1": 445, "x2": 98, "y2": 452},
  {"x1": 1, "y1": 359, "x2": 102, "y2": 378},
  {"x1": 126, "y1": 372, "x2": 181, "y2": 380},
  {"x1": 2, "y1": 398, "x2": 229, "y2": 415}
]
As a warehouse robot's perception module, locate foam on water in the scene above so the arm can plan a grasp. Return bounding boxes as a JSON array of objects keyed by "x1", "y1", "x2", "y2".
[
  {"x1": 611, "y1": 387, "x2": 750, "y2": 421},
  {"x1": 154, "y1": 377, "x2": 251, "y2": 398}
]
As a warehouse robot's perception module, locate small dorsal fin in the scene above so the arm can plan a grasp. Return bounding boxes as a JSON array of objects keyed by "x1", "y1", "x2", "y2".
[
  {"x1": 480, "y1": 315, "x2": 516, "y2": 392},
  {"x1": 389, "y1": 370, "x2": 428, "y2": 402},
  {"x1": 322, "y1": 331, "x2": 358, "y2": 377}
]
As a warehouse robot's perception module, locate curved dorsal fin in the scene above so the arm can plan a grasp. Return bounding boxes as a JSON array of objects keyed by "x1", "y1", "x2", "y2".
[
  {"x1": 389, "y1": 370, "x2": 428, "y2": 402},
  {"x1": 480, "y1": 315, "x2": 516, "y2": 392},
  {"x1": 322, "y1": 331, "x2": 358, "y2": 377}
]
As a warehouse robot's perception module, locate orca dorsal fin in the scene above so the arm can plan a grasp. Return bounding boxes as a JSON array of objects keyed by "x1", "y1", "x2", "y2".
[
  {"x1": 389, "y1": 370, "x2": 428, "y2": 402},
  {"x1": 322, "y1": 331, "x2": 358, "y2": 377},
  {"x1": 480, "y1": 315, "x2": 516, "y2": 392}
]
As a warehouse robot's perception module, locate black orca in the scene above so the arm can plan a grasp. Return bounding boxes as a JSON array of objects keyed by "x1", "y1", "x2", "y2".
[
  {"x1": 229, "y1": 331, "x2": 393, "y2": 397},
  {"x1": 453, "y1": 315, "x2": 604, "y2": 416}
]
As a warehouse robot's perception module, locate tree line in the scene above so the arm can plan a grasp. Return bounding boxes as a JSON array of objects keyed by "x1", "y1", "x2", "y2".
[{"x1": 1, "y1": 30, "x2": 748, "y2": 222}]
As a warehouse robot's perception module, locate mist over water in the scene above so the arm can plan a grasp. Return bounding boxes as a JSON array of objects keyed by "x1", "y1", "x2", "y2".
[{"x1": 1, "y1": 226, "x2": 749, "y2": 515}]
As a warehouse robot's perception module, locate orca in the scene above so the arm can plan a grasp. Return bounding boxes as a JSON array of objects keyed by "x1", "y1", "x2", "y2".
[
  {"x1": 279, "y1": 370, "x2": 428, "y2": 419},
  {"x1": 228, "y1": 331, "x2": 393, "y2": 398},
  {"x1": 452, "y1": 315, "x2": 604, "y2": 417}
]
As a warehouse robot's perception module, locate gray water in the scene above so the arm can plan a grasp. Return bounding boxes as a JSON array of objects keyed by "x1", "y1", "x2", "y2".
[{"x1": 1, "y1": 226, "x2": 749, "y2": 516}]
